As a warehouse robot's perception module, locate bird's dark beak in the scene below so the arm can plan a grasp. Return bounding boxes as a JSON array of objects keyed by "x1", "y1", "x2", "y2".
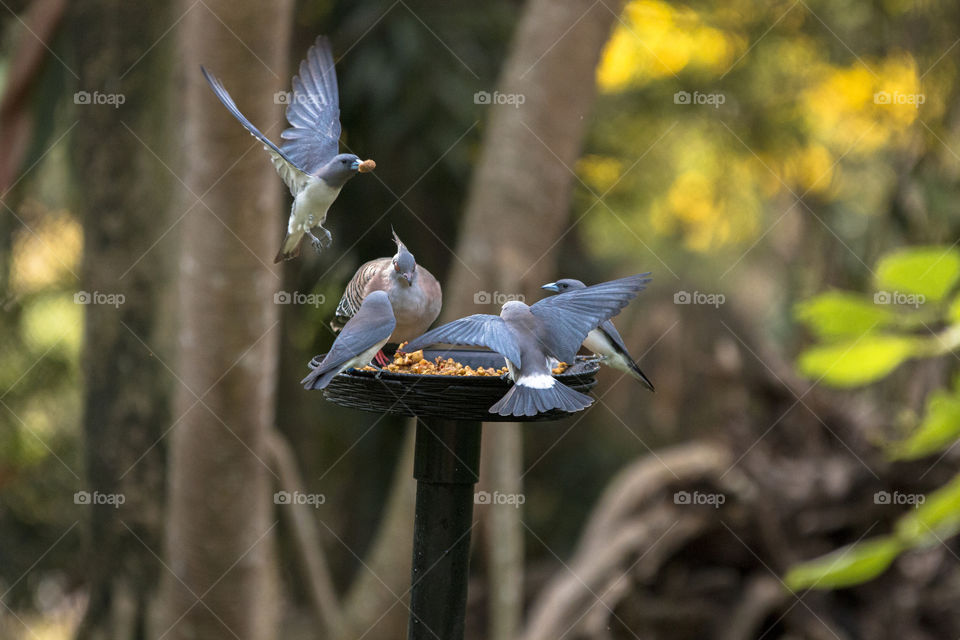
[
  {"x1": 402, "y1": 272, "x2": 413, "y2": 285},
  {"x1": 541, "y1": 282, "x2": 560, "y2": 292}
]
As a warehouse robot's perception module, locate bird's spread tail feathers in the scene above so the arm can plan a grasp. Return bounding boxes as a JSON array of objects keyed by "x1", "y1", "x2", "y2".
[
  {"x1": 489, "y1": 379, "x2": 592, "y2": 417},
  {"x1": 275, "y1": 232, "x2": 302, "y2": 263}
]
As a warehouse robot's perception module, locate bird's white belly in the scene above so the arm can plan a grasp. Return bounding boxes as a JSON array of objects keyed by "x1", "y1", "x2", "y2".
[
  {"x1": 289, "y1": 179, "x2": 340, "y2": 233},
  {"x1": 340, "y1": 340, "x2": 388, "y2": 374},
  {"x1": 583, "y1": 329, "x2": 613, "y2": 357}
]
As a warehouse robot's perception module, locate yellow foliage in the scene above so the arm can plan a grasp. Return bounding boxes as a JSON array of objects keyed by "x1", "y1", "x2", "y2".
[
  {"x1": 589, "y1": 4, "x2": 932, "y2": 256},
  {"x1": 577, "y1": 155, "x2": 625, "y2": 193},
  {"x1": 21, "y1": 294, "x2": 83, "y2": 357},
  {"x1": 597, "y1": 0, "x2": 740, "y2": 91},
  {"x1": 803, "y1": 54, "x2": 924, "y2": 152},
  {"x1": 10, "y1": 200, "x2": 82, "y2": 293}
]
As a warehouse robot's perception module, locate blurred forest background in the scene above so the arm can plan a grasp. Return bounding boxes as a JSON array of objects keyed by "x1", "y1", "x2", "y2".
[{"x1": 3, "y1": 0, "x2": 960, "y2": 638}]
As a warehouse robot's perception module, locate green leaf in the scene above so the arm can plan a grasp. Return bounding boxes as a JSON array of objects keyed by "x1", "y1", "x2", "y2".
[
  {"x1": 875, "y1": 246, "x2": 960, "y2": 303},
  {"x1": 948, "y1": 296, "x2": 960, "y2": 324},
  {"x1": 891, "y1": 389, "x2": 960, "y2": 460},
  {"x1": 795, "y1": 291, "x2": 894, "y2": 339},
  {"x1": 784, "y1": 536, "x2": 903, "y2": 590},
  {"x1": 797, "y1": 335, "x2": 917, "y2": 387},
  {"x1": 895, "y1": 474, "x2": 960, "y2": 544}
]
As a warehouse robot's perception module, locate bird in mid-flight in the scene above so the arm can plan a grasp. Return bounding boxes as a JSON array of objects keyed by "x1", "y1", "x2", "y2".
[
  {"x1": 404, "y1": 274, "x2": 652, "y2": 416},
  {"x1": 201, "y1": 35, "x2": 375, "y2": 263},
  {"x1": 331, "y1": 229, "x2": 442, "y2": 364},
  {"x1": 542, "y1": 278, "x2": 654, "y2": 391},
  {"x1": 301, "y1": 291, "x2": 396, "y2": 390}
]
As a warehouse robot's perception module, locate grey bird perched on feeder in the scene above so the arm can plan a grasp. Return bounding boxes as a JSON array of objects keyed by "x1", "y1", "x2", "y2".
[
  {"x1": 541, "y1": 278, "x2": 655, "y2": 391},
  {"x1": 302, "y1": 291, "x2": 396, "y2": 390},
  {"x1": 331, "y1": 229, "x2": 442, "y2": 364},
  {"x1": 201, "y1": 36, "x2": 376, "y2": 263},
  {"x1": 404, "y1": 274, "x2": 652, "y2": 416}
]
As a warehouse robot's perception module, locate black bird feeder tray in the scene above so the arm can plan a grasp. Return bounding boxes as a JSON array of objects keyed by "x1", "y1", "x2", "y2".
[{"x1": 308, "y1": 348, "x2": 600, "y2": 640}]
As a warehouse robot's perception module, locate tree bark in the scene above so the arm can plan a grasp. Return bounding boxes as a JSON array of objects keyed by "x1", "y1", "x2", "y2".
[
  {"x1": 159, "y1": 1, "x2": 291, "y2": 638},
  {"x1": 69, "y1": 1, "x2": 175, "y2": 638},
  {"x1": 445, "y1": 0, "x2": 626, "y2": 312},
  {"x1": 440, "y1": 1, "x2": 627, "y2": 638},
  {"x1": 334, "y1": 421, "x2": 417, "y2": 640}
]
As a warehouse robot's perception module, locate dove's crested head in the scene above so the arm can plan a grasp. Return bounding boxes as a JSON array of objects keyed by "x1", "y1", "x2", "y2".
[{"x1": 391, "y1": 228, "x2": 417, "y2": 286}]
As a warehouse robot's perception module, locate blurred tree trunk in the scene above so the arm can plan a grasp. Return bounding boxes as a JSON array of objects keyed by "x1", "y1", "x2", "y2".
[
  {"x1": 69, "y1": 2, "x2": 175, "y2": 638},
  {"x1": 158, "y1": 1, "x2": 291, "y2": 639},
  {"x1": 442, "y1": 0, "x2": 627, "y2": 638},
  {"x1": 334, "y1": 421, "x2": 417, "y2": 640}
]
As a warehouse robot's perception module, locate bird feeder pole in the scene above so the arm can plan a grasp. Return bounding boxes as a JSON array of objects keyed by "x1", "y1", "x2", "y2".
[{"x1": 407, "y1": 418, "x2": 482, "y2": 640}]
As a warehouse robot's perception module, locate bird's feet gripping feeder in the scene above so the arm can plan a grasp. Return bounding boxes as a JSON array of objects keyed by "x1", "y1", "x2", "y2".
[{"x1": 307, "y1": 348, "x2": 600, "y2": 640}]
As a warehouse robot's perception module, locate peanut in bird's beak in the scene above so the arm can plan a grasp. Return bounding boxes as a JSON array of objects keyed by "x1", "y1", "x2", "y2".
[{"x1": 358, "y1": 159, "x2": 376, "y2": 173}]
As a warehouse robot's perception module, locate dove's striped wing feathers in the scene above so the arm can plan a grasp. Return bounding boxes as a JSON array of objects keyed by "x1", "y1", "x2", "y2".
[
  {"x1": 280, "y1": 36, "x2": 342, "y2": 175},
  {"x1": 200, "y1": 66, "x2": 312, "y2": 196},
  {"x1": 530, "y1": 273, "x2": 652, "y2": 364},
  {"x1": 331, "y1": 258, "x2": 391, "y2": 331}
]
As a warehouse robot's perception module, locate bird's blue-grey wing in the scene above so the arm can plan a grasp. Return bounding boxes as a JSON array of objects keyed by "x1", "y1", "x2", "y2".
[
  {"x1": 404, "y1": 315, "x2": 522, "y2": 367},
  {"x1": 201, "y1": 66, "x2": 312, "y2": 195},
  {"x1": 530, "y1": 273, "x2": 652, "y2": 363},
  {"x1": 316, "y1": 302, "x2": 395, "y2": 375},
  {"x1": 597, "y1": 319, "x2": 631, "y2": 356},
  {"x1": 280, "y1": 36, "x2": 342, "y2": 175}
]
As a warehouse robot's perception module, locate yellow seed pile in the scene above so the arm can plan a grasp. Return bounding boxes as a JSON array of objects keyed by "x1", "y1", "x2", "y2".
[{"x1": 358, "y1": 344, "x2": 570, "y2": 377}]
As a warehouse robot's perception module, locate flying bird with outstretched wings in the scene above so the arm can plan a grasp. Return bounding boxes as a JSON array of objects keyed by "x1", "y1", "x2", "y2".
[{"x1": 201, "y1": 36, "x2": 375, "y2": 262}]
